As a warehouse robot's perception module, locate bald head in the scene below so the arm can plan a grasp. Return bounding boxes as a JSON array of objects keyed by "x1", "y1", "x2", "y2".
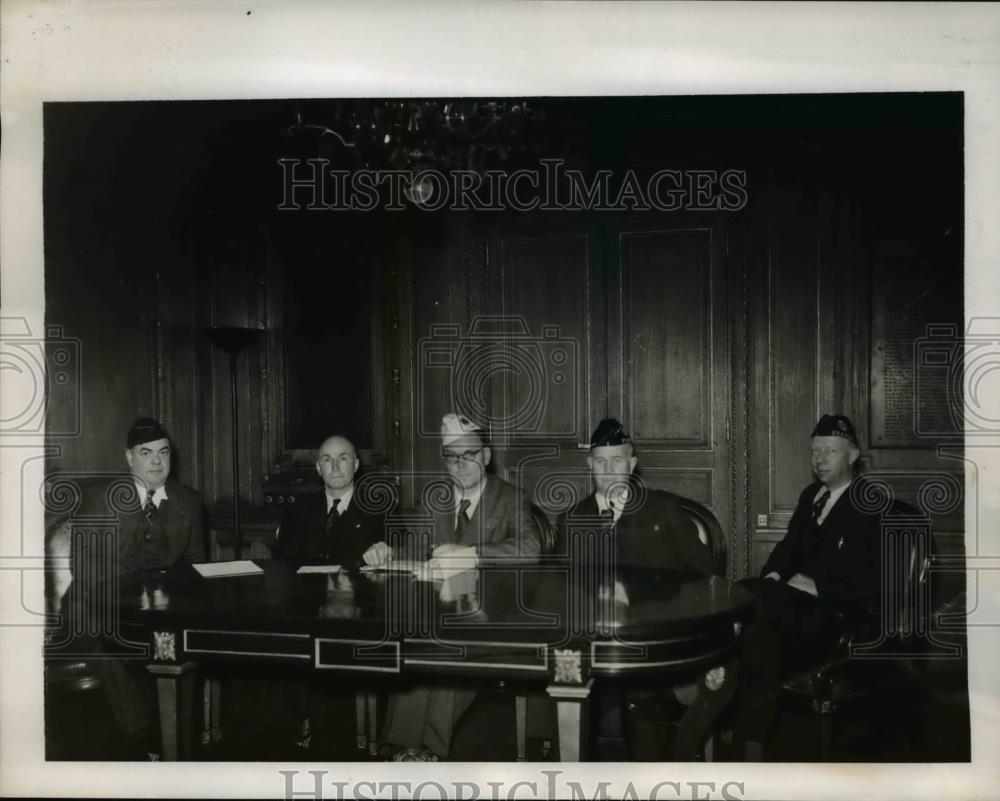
[{"x1": 315, "y1": 435, "x2": 359, "y2": 495}]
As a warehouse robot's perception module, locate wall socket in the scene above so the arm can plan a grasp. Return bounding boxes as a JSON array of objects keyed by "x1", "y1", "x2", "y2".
[{"x1": 756, "y1": 514, "x2": 769, "y2": 527}]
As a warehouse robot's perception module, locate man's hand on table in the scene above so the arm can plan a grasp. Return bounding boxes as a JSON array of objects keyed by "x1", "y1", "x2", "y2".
[
  {"x1": 362, "y1": 541, "x2": 392, "y2": 567},
  {"x1": 428, "y1": 543, "x2": 478, "y2": 576}
]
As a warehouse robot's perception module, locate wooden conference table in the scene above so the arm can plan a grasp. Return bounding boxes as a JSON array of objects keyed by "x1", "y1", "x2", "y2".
[{"x1": 117, "y1": 558, "x2": 752, "y2": 761}]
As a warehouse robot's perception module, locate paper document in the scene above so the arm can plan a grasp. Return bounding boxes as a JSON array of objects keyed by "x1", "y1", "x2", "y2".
[
  {"x1": 360, "y1": 559, "x2": 427, "y2": 575},
  {"x1": 296, "y1": 564, "x2": 343, "y2": 574},
  {"x1": 193, "y1": 560, "x2": 263, "y2": 578}
]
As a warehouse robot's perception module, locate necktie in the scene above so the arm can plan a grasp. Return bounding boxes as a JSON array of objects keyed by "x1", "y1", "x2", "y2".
[
  {"x1": 812, "y1": 489, "x2": 831, "y2": 523},
  {"x1": 454, "y1": 498, "x2": 472, "y2": 543},
  {"x1": 142, "y1": 488, "x2": 157, "y2": 527},
  {"x1": 327, "y1": 497, "x2": 342, "y2": 529},
  {"x1": 323, "y1": 498, "x2": 342, "y2": 558}
]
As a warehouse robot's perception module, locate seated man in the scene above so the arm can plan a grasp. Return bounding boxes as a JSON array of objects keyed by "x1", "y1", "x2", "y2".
[
  {"x1": 273, "y1": 434, "x2": 386, "y2": 566},
  {"x1": 64, "y1": 417, "x2": 204, "y2": 758},
  {"x1": 733, "y1": 414, "x2": 885, "y2": 759},
  {"x1": 268, "y1": 434, "x2": 388, "y2": 749},
  {"x1": 555, "y1": 417, "x2": 713, "y2": 573},
  {"x1": 363, "y1": 412, "x2": 541, "y2": 760},
  {"x1": 554, "y1": 418, "x2": 715, "y2": 759}
]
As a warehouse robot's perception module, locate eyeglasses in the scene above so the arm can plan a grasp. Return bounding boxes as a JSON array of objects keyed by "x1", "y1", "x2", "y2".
[{"x1": 442, "y1": 448, "x2": 483, "y2": 466}]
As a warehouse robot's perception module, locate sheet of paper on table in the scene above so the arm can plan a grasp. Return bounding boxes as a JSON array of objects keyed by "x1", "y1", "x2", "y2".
[
  {"x1": 359, "y1": 559, "x2": 428, "y2": 576},
  {"x1": 296, "y1": 564, "x2": 343, "y2": 574},
  {"x1": 193, "y1": 560, "x2": 264, "y2": 578}
]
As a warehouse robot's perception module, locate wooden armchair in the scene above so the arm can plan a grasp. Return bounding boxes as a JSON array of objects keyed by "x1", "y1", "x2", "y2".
[{"x1": 779, "y1": 499, "x2": 934, "y2": 759}]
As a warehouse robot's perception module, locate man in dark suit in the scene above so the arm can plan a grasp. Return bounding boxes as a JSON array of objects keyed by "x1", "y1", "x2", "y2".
[
  {"x1": 365, "y1": 412, "x2": 541, "y2": 760},
  {"x1": 268, "y1": 434, "x2": 386, "y2": 751},
  {"x1": 66, "y1": 417, "x2": 205, "y2": 757},
  {"x1": 273, "y1": 434, "x2": 386, "y2": 566},
  {"x1": 555, "y1": 417, "x2": 713, "y2": 574},
  {"x1": 553, "y1": 418, "x2": 714, "y2": 759},
  {"x1": 734, "y1": 414, "x2": 886, "y2": 759}
]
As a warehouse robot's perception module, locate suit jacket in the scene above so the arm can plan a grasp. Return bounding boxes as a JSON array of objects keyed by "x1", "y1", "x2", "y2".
[
  {"x1": 427, "y1": 476, "x2": 541, "y2": 562},
  {"x1": 274, "y1": 490, "x2": 386, "y2": 566},
  {"x1": 69, "y1": 475, "x2": 204, "y2": 594},
  {"x1": 555, "y1": 481, "x2": 714, "y2": 574},
  {"x1": 762, "y1": 478, "x2": 885, "y2": 616}
]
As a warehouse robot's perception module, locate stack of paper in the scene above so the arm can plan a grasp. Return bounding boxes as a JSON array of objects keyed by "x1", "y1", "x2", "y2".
[
  {"x1": 359, "y1": 559, "x2": 427, "y2": 576},
  {"x1": 193, "y1": 560, "x2": 264, "y2": 578},
  {"x1": 296, "y1": 564, "x2": 343, "y2": 574}
]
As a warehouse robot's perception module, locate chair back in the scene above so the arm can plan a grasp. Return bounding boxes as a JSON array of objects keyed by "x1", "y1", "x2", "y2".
[
  {"x1": 529, "y1": 503, "x2": 556, "y2": 555},
  {"x1": 677, "y1": 497, "x2": 727, "y2": 576}
]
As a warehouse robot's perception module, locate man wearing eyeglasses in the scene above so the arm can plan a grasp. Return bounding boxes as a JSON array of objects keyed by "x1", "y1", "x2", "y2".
[
  {"x1": 365, "y1": 412, "x2": 541, "y2": 760},
  {"x1": 362, "y1": 412, "x2": 541, "y2": 569}
]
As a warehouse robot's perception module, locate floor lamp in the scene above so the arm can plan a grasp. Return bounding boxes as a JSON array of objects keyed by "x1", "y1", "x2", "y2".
[{"x1": 208, "y1": 327, "x2": 264, "y2": 560}]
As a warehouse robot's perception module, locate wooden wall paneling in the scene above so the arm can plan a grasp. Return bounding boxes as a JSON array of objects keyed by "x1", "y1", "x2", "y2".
[
  {"x1": 44, "y1": 212, "x2": 158, "y2": 475},
  {"x1": 765, "y1": 166, "x2": 823, "y2": 526},
  {"x1": 154, "y1": 226, "x2": 205, "y2": 493},
  {"x1": 604, "y1": 214, "x2": 733, "y2": 549},
  {"x1": 494, "y1": 217, "x2": 603, "y2": 443},
  {"x1": 262, "y1": 230, "x2": 288, "y2": 486},
  {"x1": 728, "y1": 209, "x2": 755, "y2": 580},
  {"x1": 399, "y1": 213, "x2": 471, "y2": 505},
  {"x1": 618, "y1": 226, "x2": 713, "y2": 447},
  {"x1": 484, "y1": 213, "x2": 606, "y2": 498}
]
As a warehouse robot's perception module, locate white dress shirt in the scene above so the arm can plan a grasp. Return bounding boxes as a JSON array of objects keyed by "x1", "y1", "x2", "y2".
[
  {"x1": 326, "y1": 485, "x2": 354, "y2": 515},
  {"x1": 455, "y1": 477, "x2": 487, "y2": 525},
  {"x1": 135, "y1": 480, "x2": 168, "y2": 508},
  {"x1": 814, "y1": 479, "x2": 852, "y2": 525},
  {"x1": 595, "y1": 487, "x2": 629, "y2": 523}
]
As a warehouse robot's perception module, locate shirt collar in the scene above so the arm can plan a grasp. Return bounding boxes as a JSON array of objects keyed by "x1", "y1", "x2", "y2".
[
  {"x1": 135, "y1": 480, "x2": 168, "y2": 506},
  {"x1": 327, "y1": 485, "x2": 354, "y2": 514},
  {"x1": 595, "y1": 487, "x2": 629, "y2": 519},
  {"x1": 815, "y1": 478, "x2": 852, "y2": 522},
  {"x1": 456, "y1": 477, "x2": 487, "y2": 519}
]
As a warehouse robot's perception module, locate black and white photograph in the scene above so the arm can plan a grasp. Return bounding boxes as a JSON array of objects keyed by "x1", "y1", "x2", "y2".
[{"x1": 1, "y1": 3, "x2": 998, "y2": 799}]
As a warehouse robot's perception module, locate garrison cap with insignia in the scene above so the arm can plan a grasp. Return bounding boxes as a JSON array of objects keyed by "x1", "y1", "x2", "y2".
[
  {"x1": 811, "y1": 414, "x2": 858, "y2": 446},
  {"x1": 127, "y1": 417, "x2": 170, "y2": 449},
  {"x1": 441, "y1": 412, "x2": 488, "y2": 447},
  {"x1": 590, "y1": 418, "x2": 632, "y2": 448}
]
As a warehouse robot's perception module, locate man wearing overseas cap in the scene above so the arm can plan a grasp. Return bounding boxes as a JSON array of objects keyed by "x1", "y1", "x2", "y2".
[
  {"x1": 64, "y1": 417, "x2": 205, "y2": 758},
  {"x1": 364, "y1": 412, "x2": 541, "y2": 761},
  {"x1": 554, "y1": 417, "x2": 713, "y2": 573},
  {"x1": 363, "y1": 412, "x2": 541, "y2": 568},
  {"x1": 732, "y1": 414, "x2": 887, "y2": 759},
  {"x1": 553, "y1": 417, "x2": 715, "y2": 759}
]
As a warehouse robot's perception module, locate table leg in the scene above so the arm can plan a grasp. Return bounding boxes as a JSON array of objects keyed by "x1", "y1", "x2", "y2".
[
  {"x1": 546, "y1": 679, "x2": 593, "y2": 762},
  {"x1": 147, "y1": 661, "x2": 197, "y2": 761},
  {"x1": 515, "y1": 693, "x2": 527, "y2": 761},
  {"x1": 673, "y1": 657, "x2": 739, "y2": 761},
  {"x1": 201, "y1": 679, "x2": 211, "y2": 745},
  {"x1": 355, "y1": 691, "x2": 368, "y2": 751},
  {"x1": 210, "y1": 678, "x2": 222, "y2": 742},
  {"x1": 366, "y1": 691, "x2": 379, "y2": 756}
]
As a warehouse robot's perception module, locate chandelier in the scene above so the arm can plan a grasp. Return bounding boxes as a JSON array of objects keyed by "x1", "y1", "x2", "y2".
[{"x1": 285, "y1": 99, "x2": 545, "y2": 175}]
